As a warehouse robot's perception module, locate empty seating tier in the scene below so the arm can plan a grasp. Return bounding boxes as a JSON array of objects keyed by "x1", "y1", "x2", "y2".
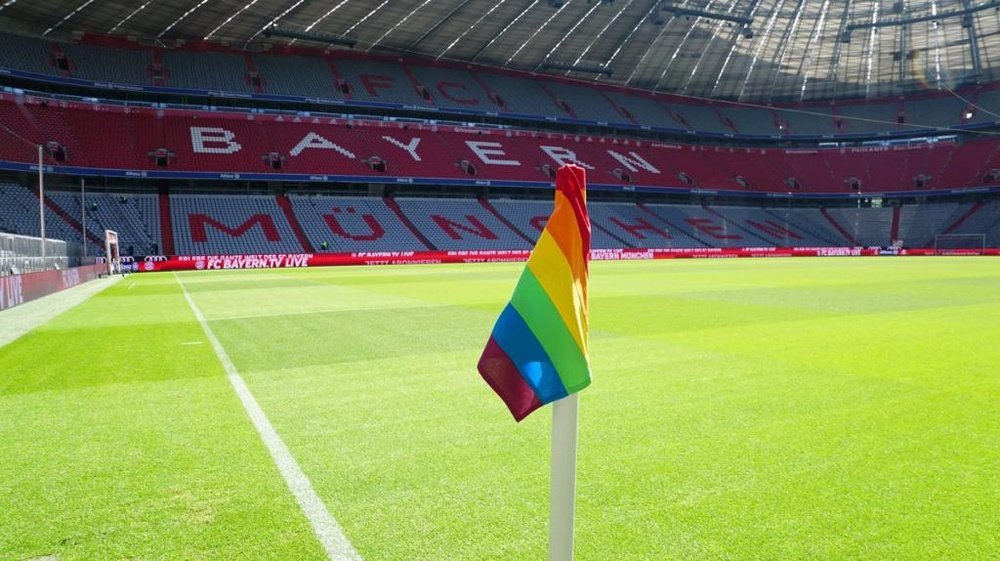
[
  {"x1": 1, "y1": 31, "x2": 996, "y2": 139},
  {"x1": 3, "y1": 94, "x2": 1000, "y2": 195},
  {"x1": 0, "y1": 185, "x2": 995, "y2": 256}
]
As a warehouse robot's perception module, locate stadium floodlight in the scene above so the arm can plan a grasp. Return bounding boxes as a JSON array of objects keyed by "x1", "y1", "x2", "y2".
[{"x1": 263, "y1": 25, "x2": 356, "y2": 48}]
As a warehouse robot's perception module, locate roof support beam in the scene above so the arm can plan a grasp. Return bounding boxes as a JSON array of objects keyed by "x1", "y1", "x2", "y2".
[
  {"x1": 793, "y1": 0, "x2": 832, "y2": 100},
  {"x1": 264, "y1": 26, "x2": 356, "y2": 47},
  {"x1": 600, "y1": 0, "x2": 661, "y2": 84},
  {"x1": 540, "y1": 62, "x2": 611, "y2": 75},
  {"x1": 845, "y1": 0, "x2": 1000, "y2": 31},
  {"x1": 409, "y1": 0, "x2": 475, "y2": 50},
  {"x1": 898, "y1": 16, "x2": 908, "y2": 82},
  {"x1": 962, "y1": 0, "x2": 983, "y2": 78},
  {"x1": 565, "y1": 0, "x2": 644, "y2": 73},
  {"x1": 659, "y1": 4, "x2": 753, "y2": 26},
  {"x1": 824, "y1": 0, "x2": 853, "y2": 99},
  {"x1": 470, "y1": 0, "x2": 539, "y2": 62}
]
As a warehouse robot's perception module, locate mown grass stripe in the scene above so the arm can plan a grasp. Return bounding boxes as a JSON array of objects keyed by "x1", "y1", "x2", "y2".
[{"x1": 174, "y1": 272, "x2": 362, "y2": 561}]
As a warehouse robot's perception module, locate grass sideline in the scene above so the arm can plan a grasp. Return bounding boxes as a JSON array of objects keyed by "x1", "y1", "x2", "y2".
[{"x1": 1, "y1": 257, "x2": 998, "y2": 560}]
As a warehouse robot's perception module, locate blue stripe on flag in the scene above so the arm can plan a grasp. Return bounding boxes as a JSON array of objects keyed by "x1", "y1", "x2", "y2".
[{"x1": 492, "y1": 304, "x2": 569, "y2": 404}]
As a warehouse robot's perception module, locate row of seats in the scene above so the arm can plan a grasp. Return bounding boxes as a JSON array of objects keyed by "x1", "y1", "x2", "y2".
[
  {"x1": 0, "y1": 183, "x2": 159, "y2": 256},
  {"x1": 2, "y1": 183, "x2": 996, "y2": 255},
  {"x1": 6, "y1": 95, "x2": 1000, "y2": 194},
  {"x1": 170, "y1": 195, "x2": 303, "y2": 255},
  {"x1": 0, "y1": 182, "x2": 92, "y2": 253},
  {"x1": 46, "y1": 190, "x2": 160, "y2": 255},
  {"x1": 1, "y1": 31, "x2": 997, "y2": 137}
]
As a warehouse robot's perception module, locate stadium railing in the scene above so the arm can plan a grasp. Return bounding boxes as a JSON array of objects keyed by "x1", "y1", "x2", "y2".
[{"x1": 0, "y1": 232, "x2": 77, "y2": 276}]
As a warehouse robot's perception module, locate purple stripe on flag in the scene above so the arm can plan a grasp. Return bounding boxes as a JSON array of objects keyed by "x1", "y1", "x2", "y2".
[{"x1": 478, "y1": 336, "x2": 543, "y2": 422}]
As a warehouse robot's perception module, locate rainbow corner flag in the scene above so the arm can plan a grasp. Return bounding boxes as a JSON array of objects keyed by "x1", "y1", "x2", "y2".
[{"x1": 478, "y1": 164, "x2": 591, "y2": 421}]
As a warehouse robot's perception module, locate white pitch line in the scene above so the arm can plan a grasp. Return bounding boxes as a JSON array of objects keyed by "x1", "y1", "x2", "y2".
[
  {"x1": 128, "y1": 282, "x2": 137, "y2": 290},
  {"x1": 174, "y1": 272, "x2": 362, "y2": 561}
]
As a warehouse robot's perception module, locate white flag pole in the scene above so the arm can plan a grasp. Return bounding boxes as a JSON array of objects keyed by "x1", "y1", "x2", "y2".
[{"x1": 550, "y1": 392, "x2": 580, "y2": 561}]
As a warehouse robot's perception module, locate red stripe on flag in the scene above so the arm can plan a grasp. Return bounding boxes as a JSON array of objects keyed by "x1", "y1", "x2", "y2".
[
  {"x1": 556, "y1": 164, "x2": 591, "y2": 253},
  {"x1": 478, "y1": 336, "x2": 543, "y2": 421}
]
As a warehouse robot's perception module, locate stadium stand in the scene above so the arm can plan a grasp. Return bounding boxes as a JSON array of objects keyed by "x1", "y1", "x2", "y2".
[
  {"x1": 939, "y1": 200, "x2": 1000, "y2": 247},
  {"x1": 594, "y1": 204, "x2": 709, "y2": 248},
  {"x1": 702, "y1": 206, "x2": 840, "y2": 247},
  {"x1": 1, "y1": 31, "x2": 998, "y2": 140},
  {"x1": 640, "y1": 204, "x2": 754, "y2": 248},
  {"x1": 5, "y1": 93, "x2": 1000, "y2": 194},
  {"x1": 822, "y1": 207, "x2": 896, "y2": 246},
  {"x1": 406, "y1": 64, "x2": 492, "y2": 112},
  {"x1": 542, "y1": 81, "x2": 624, "y2": 123},
  {"x1": 160, "y1": 51, "x2": 251, "y2": 93},
  {"x1": 897, "y1": 202, "x2": 965, "y2": 247},
  {"x1": 717, "y1": 106, "x2": 780, "y2": 136},
  {"x1": 966, "y1": 89, "x2": 1000, "y2": 127},
  {"x1": 835, "y1": 102, "x2": 905, "y2": 136},
  {"x1": 484, "y1": 198, "x2": 552, "y2": 241},
  {"x1": 471, "y1": 70, "x2": 559, "y2": 117},
  {"x1": 662, "y1": 102, "x2": 724, "y2": 134},
  {"x1": 905, "y1": 95, "x2": 971, "y2": 130},
  {"x1": 60, "y1": 103, "x2": 141, "y2": 169},
  {"x1": 0, "y1": 183, "x2": 91, "y2": 251},
  {"x1": 392, "y1": 197, "x2": 532, "y2": 251},
  {"x1": 1, "y1": 185, "x2": 998, "y2": 255},
  {"x1": 170, "y1": 194, "x2": 305, "y2": 255},
  {"x1": 488, "y1": 198, "x2": 651, "y2": 250},
  {"x1": 0, "y1": 183, "x2": 44, "y2": 237},
  {"x1": 778, "y1": 105, "x2": 838, "y2": 137},
  {"x1": 289, "y1": 195, "x2": 429, "y2": 252},
  {"x1": 760, "y1": 207, "x2": 857, "y2": 246},
  {"x1": 45, "y1": 191, "x2": 160, "y2": 256},
  {"x1": 0, "y1": 28, "x2": 997, "y2": 260},
  {"x1": 0, "y1": 32, "x2": 54, "y2": 75},
  {"x1": 254, "y1": 53, "x2": 339, "y2": 99},
  {"x1": 0, "y1": 101, "x2": 43, "y2": 163},
  {"x1": 603, "y1": 91, "x2": 674, "y2": 129},
  {"x1": 333, "y1": 59, "x2": 430, "y2": 106},
  {"x1": 62, "y1": 43, "x2": 153, "y2": 86}
]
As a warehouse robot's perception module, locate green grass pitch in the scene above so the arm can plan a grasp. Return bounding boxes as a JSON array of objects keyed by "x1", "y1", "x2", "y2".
[{"x1": 1, "y1": 257, "x2": 998, "y2": 560}]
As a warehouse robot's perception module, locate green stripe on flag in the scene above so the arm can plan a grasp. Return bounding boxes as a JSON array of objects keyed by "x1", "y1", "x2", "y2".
[{"x1": 510, "y1": 269, "x2": 591, "y2": 394}]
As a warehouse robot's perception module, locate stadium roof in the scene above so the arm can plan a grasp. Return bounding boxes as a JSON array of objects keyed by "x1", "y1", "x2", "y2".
[{"x1": 3, "y1": 0, "x2": 999, "y2": 102}]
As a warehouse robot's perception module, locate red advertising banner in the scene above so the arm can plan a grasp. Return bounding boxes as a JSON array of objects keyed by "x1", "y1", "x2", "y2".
[
  {"x1": 0, "y1": 264, "x2": 107, "y2": 312},
  {"x1": 899, "y1": 248, "x2": 1000, "y2": 256},
  {"x1": 133, "y1": 246, "x2": 997, "y2": 273}
]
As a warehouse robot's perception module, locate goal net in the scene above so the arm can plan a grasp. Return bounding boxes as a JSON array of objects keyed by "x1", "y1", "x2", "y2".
[
  {"x1": 104, "y1": 230, "x2": 122, "y2": 275},
  {"x1": 934, "y1": 233, "x2": 986, "y2": 254}
]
